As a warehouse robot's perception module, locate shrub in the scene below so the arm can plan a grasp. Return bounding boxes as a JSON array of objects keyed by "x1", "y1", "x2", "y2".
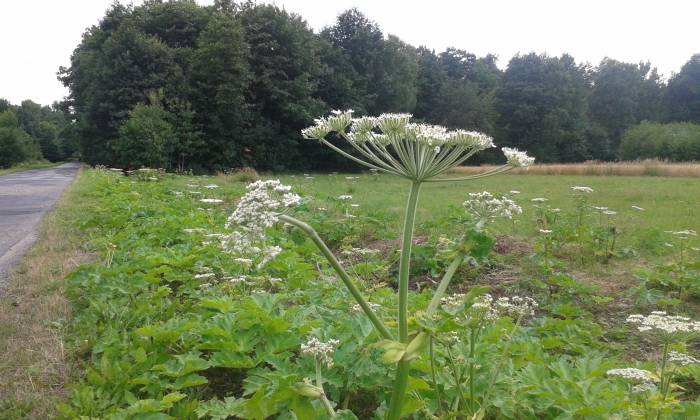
[{"x1": 619, "y1": 121, "x2": 700, "y2": 161}]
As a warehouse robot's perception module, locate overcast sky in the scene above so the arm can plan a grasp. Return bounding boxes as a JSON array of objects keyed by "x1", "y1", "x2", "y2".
[{"x1": 2, "y1": 0, "x2": 699, "y2": 106}]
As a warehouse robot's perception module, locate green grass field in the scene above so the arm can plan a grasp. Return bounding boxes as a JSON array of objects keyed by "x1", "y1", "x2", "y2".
[{"x1": 275, "y1": 173, "x2": 700, "y2": 251}]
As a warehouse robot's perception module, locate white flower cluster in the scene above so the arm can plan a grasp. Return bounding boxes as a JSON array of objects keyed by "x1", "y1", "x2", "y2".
[
  {"x1": 606, "y1": 368, "x2": 655, "y2": 383},
  {"x1": 502, "y1": 147, "x2": 535, "y2": 167},
  {"x1": 673, "y1": 229, "x2": 698, "y2": 239},
  {"x1": 223, "y1": 180, "x2": 299, "y2": 268},
  {"x1": 301, "y1": 337, "x2": 340, "y2": 368},
  {"x1": 441, "y1": 293, "x2": 538, "y2": 319},
  {"x1": 572, "y1": 186, "x2": 594, "y2": 193},
  {"x1": 227, "y1": 180, "x2": 301, "y2": 230},
  {"x1": 668, "y1": 351, "x2": 700, "y2": 366},
  {"x1": 350, "y1": 302, "x2": 381, "y2": 314},
  {"x1": 200, "y1": 198, "x2": 223, "y2": 204},
  {"x1": 632, "y1": 382, "x2": 657, "y2": 393},
  {"x1": 341, "y1": 247, "x2": 380, "y2": 258},
  {"x1": 337, "y1": 195, "x2": 353, "y2": 201},
  {"x1": 626, "y1": 311, "x2": 700, "y2": 336},
  {"x1": 302, "y1": 110, "x2": 532, "y2": 180},
  {"x1": 494, "y1": 296, "x2": 539, "y2": 316},
  {"x1": 463, "y1": 191, "x2": 522, "y2": 222}
]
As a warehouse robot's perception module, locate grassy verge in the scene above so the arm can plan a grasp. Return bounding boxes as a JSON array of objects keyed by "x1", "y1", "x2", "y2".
[
  {"x1": 0, "y1": 168, "x2": 95, "y2": 418},
  {"x1": 0, "y1": 161, "x2": 63, "y2": 176}
]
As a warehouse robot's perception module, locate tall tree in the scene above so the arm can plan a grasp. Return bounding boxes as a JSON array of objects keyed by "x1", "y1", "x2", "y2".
[
  {"x1": 588, "y1": 58, "x2": 663, "y2": 159},
  {"x1": 667, "y1": 54, "x2": 700, "y2": 124},
  {"x1": 495, "y1": 53, "x2": 590, "y2": 162}
]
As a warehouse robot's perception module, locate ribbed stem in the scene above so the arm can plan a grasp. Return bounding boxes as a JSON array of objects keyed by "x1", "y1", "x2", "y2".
[
  {"x1": 386, "y1": 181, "x2": 422, "y2": 420},
  {"x1": 279, "y1": 215, "x2": 393, "y2": 340},
  {"x1": 398, "y1": 181, "x2": 421, "y2": 341},
  {"x1": 426, "y1": 255, "x2": 463, "y2": 317}
]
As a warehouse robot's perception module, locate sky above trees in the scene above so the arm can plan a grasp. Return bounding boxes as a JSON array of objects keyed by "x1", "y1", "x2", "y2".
[{"x1": 1, "y1": 0, "x2": 699, "y2": 105}]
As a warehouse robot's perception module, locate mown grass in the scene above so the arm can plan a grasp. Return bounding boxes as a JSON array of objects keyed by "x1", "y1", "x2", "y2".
[
  {"x1": 0, "y1": 161, "x2": 62, "y2": 176},
  {"x1": 0, "y1": 168, "x2": 95, "y2": 419},
  {"x1": 275, "y1": 173, "x2": 700, "y2": 250}
]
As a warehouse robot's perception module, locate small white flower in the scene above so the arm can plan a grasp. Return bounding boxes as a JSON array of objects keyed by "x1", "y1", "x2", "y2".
[
  {"x1": 200, "y1": 198, "x2": 223, "y2": 204},
  {"x1": 531, "y1": 197, "x2": 548, "y2": 203},
  {"x1": 204, "y1": 184, "x2": 219, "y2": 189},
  {"x1": 631, "y1": 205, "x2": 645, "y2": 211},
  {"x1": 602, "y1": 210, "x2": 617, "y2": 216},
  {"x1": 194, "y1": 272, "x2": 215, "y2": 280},
  {"x1": 572, "y1": 186, "x2": 593, "y2": 193},
  {"x1": 539, "y1": 229, "x2": 552, "y2": 234},
  {"x1": 509, "y1": 190, "x2": 521, "y2": 195},
  {"x1": 337, "y1": 195, "x2": 353, "y2": 201}
]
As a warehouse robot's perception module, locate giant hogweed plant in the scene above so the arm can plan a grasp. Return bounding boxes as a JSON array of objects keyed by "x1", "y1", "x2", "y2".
[{"x1": 226, "y1": 111, "x2": 534, "y2": 418}]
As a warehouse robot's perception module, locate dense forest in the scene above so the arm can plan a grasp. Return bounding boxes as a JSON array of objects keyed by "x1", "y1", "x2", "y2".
[
  {"x1": 8, "y1": 0, "x2": 700, "y2": 170},
  {"x1": 0, "y1": 99, "x2": 77, "y2": 168}
]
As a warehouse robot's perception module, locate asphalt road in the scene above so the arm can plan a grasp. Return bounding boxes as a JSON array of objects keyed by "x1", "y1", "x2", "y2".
[{"x1": 0, "y1": 162, "x2": 81, "y2": 292}]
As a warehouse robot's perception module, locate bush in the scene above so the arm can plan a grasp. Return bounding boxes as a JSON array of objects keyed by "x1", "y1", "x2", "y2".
[
  {"x1": 113, "y1": 103, "x2": 175, "y2": 169},
  {"x1": 619, "y1": 121, "x2": 700, "y2": 161},
  {"x1": 0, "y1": 110, "x2": 41, "y2": 168}
]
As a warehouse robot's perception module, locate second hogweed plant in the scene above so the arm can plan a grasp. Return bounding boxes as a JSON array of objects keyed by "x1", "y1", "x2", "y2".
[{"x1": 227, "y1": 110, "x2": 534, "y2": 418}]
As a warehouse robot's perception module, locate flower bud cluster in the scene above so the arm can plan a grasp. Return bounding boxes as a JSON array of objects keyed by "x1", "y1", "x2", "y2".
[
  {"x1": 301, "y1": 337, "x2": 340, "y2": 368},
  {"x1": 463, "y1": 191, "x2": 522, "y2": 222}
]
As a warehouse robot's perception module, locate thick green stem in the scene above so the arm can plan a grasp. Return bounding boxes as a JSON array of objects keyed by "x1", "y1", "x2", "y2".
[
  {"x1": 386, "y1": 181, "x2": 422, "y2": 419},
  {"x1": 387, "y1": 361, "x2": 411, "y2": 420},
  {"x1": 279, "y1": 215, "x2": 392, "y2": 340},
  {"x1": 426, "y1": 255, "x2": 463, "y2": 317},
  {"x1": 398, "y1": 181, "x2": 422, "y2": 341}
]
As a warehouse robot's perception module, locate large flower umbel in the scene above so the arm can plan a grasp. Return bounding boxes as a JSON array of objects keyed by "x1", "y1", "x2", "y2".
[{"x1": 302, "y1": 111, "x2": 533, "y2": 181}]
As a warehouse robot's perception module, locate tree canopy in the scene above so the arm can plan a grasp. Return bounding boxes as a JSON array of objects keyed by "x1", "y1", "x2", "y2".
[{"x1": 7, "y1": 0, "x2": 697, "y2": 170}]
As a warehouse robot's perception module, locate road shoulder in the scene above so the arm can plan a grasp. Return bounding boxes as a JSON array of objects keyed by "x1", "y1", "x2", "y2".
[{"x1": 0, "y1": 168, "x2": 97, "y2": 418}]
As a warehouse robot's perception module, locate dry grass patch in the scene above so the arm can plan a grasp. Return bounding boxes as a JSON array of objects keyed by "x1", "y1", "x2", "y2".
[
  {"x1": 451, "y1": 159, "x2": 700, "y2": 177},
  {"x1": 0, "y1": 169, "x2": 94, "y2": 419}
]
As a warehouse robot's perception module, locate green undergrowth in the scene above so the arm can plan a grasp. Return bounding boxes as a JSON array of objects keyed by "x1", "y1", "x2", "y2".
[{"x1": 55, "y1": 170, "x2": 700, "y2": 418}]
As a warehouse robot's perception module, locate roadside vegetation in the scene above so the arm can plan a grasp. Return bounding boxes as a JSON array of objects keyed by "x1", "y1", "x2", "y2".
[
  {"x1": 35, "y1": 156, "x2": 700, "y2": 418},
  {"x1": 0, "y1": 168, "x2": 89, "y2": 418}
]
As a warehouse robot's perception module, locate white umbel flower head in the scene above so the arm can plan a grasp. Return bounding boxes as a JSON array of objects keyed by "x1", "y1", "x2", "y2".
[
  {"x1": 302, "y1": 111, "x2": 530, "y2": 181},
  {"x1": 502, "y1": 147, "x2": 535, "y2": 167},
  {"x1": 572, "y1": 186, "x2": 593, "y2": 193},
  {"x1": 226, "y1": 180, "x2": 301, "y2": 230},
  {"x1": 301, "y1": 337, "x2": 340, "y2": 368},
  {"x1": 463, "y1": 191, "x2": 522, "y2": 222},
  {"x1": 606, "y1": 368, "x2": 655, "y2": 383},
  {"x1": 626, "y1": 311, "x2": 700, "y2": 337},
  {"x1": 668, "y1": 351, "x2": 700, "y2": 366}
]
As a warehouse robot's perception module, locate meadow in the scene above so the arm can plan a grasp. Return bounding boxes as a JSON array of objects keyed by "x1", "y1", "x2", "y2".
[{"x1": 2, "y1": 165, "x2": 698, "y2": 419}]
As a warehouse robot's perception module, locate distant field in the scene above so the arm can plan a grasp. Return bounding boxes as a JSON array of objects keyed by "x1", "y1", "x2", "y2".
[
  {"x1": 450, "y1": 159, "x2": 700, "y2": 177},
  {"x1": 277, "y1": 172, "x2": 700, "y2": 251}
]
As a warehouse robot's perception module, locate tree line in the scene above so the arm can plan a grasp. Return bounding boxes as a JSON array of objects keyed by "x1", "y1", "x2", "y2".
[
  {"x1": 46, "y1": 0, "x2": 700, "y2": 170},
  {"x1": 0, "y1": 99, "x2": 77, "y2": 168}
]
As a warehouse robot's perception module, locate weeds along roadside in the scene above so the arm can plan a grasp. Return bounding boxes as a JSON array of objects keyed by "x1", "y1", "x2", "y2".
[
  {"x1": 10, "y1": 164, "x2": 700, "y2": 418},
  {"x1": 0, "y1": 167, "x2": 95, "y2": 419}
]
